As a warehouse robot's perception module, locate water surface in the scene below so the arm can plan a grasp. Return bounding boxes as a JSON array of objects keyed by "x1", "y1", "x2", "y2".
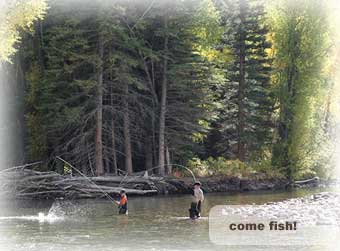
[{"x1": 0, "y1": 188, "x2": 335, "y2": 251}]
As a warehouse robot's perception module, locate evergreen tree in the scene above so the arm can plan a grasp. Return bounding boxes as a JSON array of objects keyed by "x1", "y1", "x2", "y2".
[
  {"x1": 23, "y1": 0, "x2": 221, "y2": 176},
  {"x1": 210, "y1": 0, "x2": 273, "y2": 161}
]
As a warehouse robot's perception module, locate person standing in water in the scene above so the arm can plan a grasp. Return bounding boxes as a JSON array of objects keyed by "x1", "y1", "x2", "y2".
[
  {"x1": 115, "y1": 190, "x2": 128, "y2": 215},
  {"x1": 189, "y1": 181, "x2": 204, "y2": 219}
]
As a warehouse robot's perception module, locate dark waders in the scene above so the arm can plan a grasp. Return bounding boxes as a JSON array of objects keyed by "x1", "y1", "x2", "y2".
[
  {"x1": 119, "y1": 203, "x2": 128, "y2": 214},
  {"x1": 189, "y1": 201, "x2": 201, "y2": 219}
]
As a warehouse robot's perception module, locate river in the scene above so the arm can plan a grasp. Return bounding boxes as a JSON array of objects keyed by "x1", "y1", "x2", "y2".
[{"x1": 0, "y1": 188, "x2": 337, "y2": 251}]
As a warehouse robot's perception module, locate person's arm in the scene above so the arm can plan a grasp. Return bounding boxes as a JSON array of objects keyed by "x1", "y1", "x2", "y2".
[{"x1": 199, "y1": 189, "x2": 204, "y2": 202}]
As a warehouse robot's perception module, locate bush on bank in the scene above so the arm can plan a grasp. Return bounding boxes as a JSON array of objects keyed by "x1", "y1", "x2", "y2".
[{"x1": 185, "y1": 157, "x2": 285, "y2": 179}]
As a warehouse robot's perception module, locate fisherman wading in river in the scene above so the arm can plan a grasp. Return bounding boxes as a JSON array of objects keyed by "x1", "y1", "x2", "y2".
[
  {"x1": 115, "y1": 190, "x2": 128, "y2": 215},
  {"x1": 189, "y1": 181, "x2": 204, "y2": 219}
]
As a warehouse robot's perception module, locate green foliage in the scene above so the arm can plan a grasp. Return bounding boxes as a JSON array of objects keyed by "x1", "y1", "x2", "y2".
[
  {"x1": 25, "y1": 62, "x2": 47, "y2": 161},
  {"x1": 22, "y1": 0, "x2": 224, "y2": 173},
  {"x1": 18, "y1": 0, "x2": 336, "y2": 179},
  {"x1": 0, "y1": 0, "x2": 47, "y2": 62},
  {"x1": 205, "y1": 0, "x2": 274, "y2": 160},
  {"x1": 187, "y1": 156, "x2": 284, "y2": 178},
  {"x1": 250, "y1": 158, "x2": 285, "y2": 179},
  {"x1": 63, "y1": 164, "x2": 72, "y2": 175},
  {"x1": 268, "y1": 0, "x2": 332, "y2": 179},
  {"x1": 187, "y1": 157, "x2": 254, "y2": 177}
]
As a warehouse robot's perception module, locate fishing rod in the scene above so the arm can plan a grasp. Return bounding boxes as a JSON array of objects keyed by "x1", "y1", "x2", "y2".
[{"x1": 56, "y1": 156, "x2": 117, "y2": 205}]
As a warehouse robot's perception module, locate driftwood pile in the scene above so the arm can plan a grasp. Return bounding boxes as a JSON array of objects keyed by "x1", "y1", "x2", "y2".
[
  {"x1": 0, "y1": 168, "x2": 161, "y2": 199},
  {"x1": 2, "y1": 165, "x2": 321, "y2": 200}
]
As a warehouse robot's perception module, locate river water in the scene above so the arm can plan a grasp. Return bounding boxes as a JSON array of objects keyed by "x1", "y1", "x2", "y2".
[{"x1": 0, "y1": 188, "x2": 338, "y2": 251}]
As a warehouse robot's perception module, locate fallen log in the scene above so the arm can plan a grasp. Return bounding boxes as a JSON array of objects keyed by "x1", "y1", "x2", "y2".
[
  {"x1": 294, "y1": 177, "x2": 319, "y2": 185},
  {"x1": 21, "y1": 173, "x2": 61, "y2": 182},
  {"x1": 1, "y1": 168, "x2": 159, "y2": 199},
  {"x1": 0, "y1": 161, "x2": 43, "y2": 173},
  {"x1": 15, "y1": 190, "x2": 65, "y2": 197},
  {"x1": 79, "y1": 188, "x2": 157, "y2": 195}
]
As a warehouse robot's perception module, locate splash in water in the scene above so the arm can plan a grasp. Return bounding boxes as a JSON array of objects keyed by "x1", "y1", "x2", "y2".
[
  {"x1": 0, "y1": 199, "x2": 94, "y2": 223},
  {"x1": 48, "y1": 199, "x2": 96, "y2": 218},
  {"x1": 0, "y1": 212, "x2": 62, "y2": 223}
]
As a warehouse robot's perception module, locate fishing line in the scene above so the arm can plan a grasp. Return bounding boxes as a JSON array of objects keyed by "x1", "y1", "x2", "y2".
[
  {"x1": 145, "y1": 164, "x2": 196, "y2": 182},
  {"x1": 119, "y1": 172, "x2": 129, "y2": 187},
  {"x1": 56, "y1": 157, "x2": 196, "y2": 204},
  {"x1": 56, "y1": 156, "x2": 117, "y2": 205}
]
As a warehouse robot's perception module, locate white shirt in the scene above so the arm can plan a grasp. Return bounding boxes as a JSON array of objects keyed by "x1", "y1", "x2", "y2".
[{"x1": 192, "y1": 188, "x2": 204, "y2": 203}]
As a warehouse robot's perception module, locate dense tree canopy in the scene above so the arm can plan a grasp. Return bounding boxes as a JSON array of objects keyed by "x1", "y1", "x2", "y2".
[
  {"x1": 5, "y1": 0, "x2": 339, "y2": 180},
  {"x1": 269, "y1": 0, "x2": 333, "y2": 179}
]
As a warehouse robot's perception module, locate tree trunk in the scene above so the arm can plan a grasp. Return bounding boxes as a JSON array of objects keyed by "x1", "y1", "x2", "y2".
[
  {"x1": 152, "y1": 104, "x2": 157, "y2": 173},
  {"x1": 104, "y1": 157, "x2": 110, "y2": 174},
  {"x1": 111, "y1": 117, "x2": 118, "y2": 175},
  {"x1": 158, "y1": 15, "x2": 169, "y2": 177},
  {"x1": 88, "y1": 149, "x2": 95, "y2": 176},
  {"x1": 281, "y1": 20, "x2": 300, "y2": 181},
  {"x1": 145, "y1": 137, "x2": 153, "y2": 171},
  {"x1": 237, "y1": 0, "x2": 246, "y2": 162},
  {"x1": 139, "y1": 52, "x2": 158, "y2": 174},
  {"x1": 151, "y1": 61, "x2": 158, "y2": 170},
  {"x1": 165, "y1": 145, "x2": 171, "y2": 175},
  {"x1": 123, "y1": 84, "x2": 133, "y2": 175},
  {"x1": 109, "y1": 46, "x2": 118, "y2": 176},
  {"x1": 95, "y1": 34, "x2": 104, "y2": 176}
]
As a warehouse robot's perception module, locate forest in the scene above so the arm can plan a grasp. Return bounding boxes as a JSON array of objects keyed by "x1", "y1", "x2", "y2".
[{"x1": 1, "y1": 0, "x2": 339, "y2": 182}]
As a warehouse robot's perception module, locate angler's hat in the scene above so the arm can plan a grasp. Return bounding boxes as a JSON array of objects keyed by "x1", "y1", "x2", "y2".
[{"x1": 194, "y1": 181, "x2": 201, "y2": 186}]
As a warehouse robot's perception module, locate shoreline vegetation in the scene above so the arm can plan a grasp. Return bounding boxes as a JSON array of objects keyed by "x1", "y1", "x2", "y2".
[
  {"x1": 1, "y1": 0, "x2": 339, "y2": 191},
  {"x1": 0, "y1": 167, "x2": 327, "y2": 200}
]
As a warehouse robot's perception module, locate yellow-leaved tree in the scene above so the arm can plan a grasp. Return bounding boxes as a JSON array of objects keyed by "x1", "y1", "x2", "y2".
[{"x1": 0, "y1": 0, "x2": 47, "y2": 62}]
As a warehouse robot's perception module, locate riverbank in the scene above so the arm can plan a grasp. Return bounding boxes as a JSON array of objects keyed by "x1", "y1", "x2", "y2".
[
  {"x1": 220, "y1": 191, "x2": 340, "y2": 226},
  {"x1": 158, "y1": 176, "x2": 289, "y2": 194},
  {"x1": 1, "y1": 168, "x2": 332, "y2": 200}
]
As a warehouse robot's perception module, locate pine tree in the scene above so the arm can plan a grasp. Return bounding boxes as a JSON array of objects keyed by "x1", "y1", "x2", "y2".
[
  {"x1": 211, "y1": 0, "x2": 273, "y2": 161},
  {"x1": 23, "y1": 0, "x2": 225, "y2": 176}
]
